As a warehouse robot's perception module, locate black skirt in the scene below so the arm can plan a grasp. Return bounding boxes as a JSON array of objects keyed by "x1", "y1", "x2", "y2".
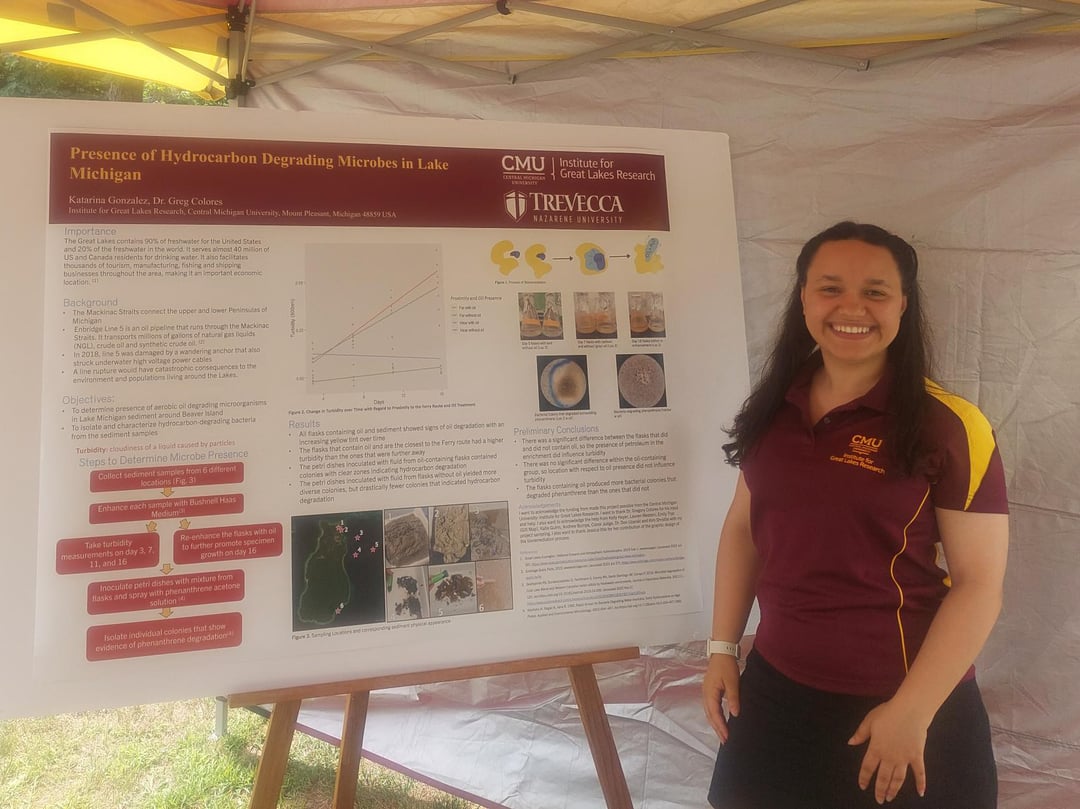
[{"x1": 708, "y1": 650, "x2": 997, "y2": 809}]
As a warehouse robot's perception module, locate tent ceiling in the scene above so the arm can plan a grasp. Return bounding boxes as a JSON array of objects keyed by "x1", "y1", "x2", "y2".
[{"x1": 2, "y1": 0, "x2": 1079, "y2": 95}]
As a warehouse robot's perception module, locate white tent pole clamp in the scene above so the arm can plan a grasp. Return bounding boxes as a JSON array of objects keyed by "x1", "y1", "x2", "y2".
[{"x1": 225, "y1": 2, "x2": 249, "y2": 101}]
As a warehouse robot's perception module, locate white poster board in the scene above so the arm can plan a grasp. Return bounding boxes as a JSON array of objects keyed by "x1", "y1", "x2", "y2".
[{"x1": 0, "y1": 97, "x2": 747, "y2": 717}]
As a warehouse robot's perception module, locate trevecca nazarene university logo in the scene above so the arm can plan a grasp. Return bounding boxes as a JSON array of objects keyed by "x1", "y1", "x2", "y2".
[{"x1": 504, "y1": 190, "x2": 527, "y2": 221}]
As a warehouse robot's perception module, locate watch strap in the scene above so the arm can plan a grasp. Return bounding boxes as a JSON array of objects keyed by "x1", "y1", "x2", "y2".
[{"x1": 707, "y1": 639, "x2": 741, "y2": 658}]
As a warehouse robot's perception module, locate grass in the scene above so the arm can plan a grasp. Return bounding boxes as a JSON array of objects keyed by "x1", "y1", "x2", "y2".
[{"x1": 0, "y1": 699, "x2": 481, "y2": 809}]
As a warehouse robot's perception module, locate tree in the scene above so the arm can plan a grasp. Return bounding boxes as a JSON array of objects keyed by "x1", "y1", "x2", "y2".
[{"x1": 0, "y1": 53, "x2": 223, "y2": 104}]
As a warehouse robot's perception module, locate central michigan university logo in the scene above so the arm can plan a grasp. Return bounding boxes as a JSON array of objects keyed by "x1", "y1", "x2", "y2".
[
  {"x1": 848, "y1": 433, "x2": 883, "y2": 456},
  {"x1": 505, "y1": 190, "x2": 527, "y2": 221},
  {"x1": 827, "y1": 433, "x2": 887, "y2": 476}
]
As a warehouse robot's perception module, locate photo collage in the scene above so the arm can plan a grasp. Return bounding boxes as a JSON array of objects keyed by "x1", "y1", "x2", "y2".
[
  {"x1": 291, "y1": 501, "x2": 513, "y2": 632},
  {"x1": 521, "y1": 291, "x2": 668, "y2": 412}
]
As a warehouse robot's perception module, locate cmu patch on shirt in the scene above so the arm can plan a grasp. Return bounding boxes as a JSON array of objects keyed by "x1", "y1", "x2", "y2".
[
  {"x1": 828, "y1": 431, "x2": 887, "y2": 475},
  {"x1": 741, "y1": 369, "x2": 1009, "y2": 695}
]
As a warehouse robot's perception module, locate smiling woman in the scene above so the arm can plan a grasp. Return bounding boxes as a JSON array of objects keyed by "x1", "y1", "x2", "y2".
[
  {"x1": 723, "y1": 221, "x2": 929, "y2": 476},
  {"x1": 704, "y1": 221, "x2": 1009, "y2": 809},
  {"x1": 800, "y1": 239, "x2": 908, "y2": 380}
]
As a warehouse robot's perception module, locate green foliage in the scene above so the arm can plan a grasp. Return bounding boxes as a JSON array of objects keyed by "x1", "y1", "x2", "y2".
[
  {"x1": 143, "y1": 81, "x2": 226, "y2": 106},
  {"x1": 0, "y1": 53, "x2": 224, "y2": 104},
  {"x1": 0, "y1": 52, "x2": 114, "y2": 99}
]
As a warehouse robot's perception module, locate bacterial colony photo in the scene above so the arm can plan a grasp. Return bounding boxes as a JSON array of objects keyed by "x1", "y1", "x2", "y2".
[{"x1": 523, "y1": 290, "x2": 668, "y2": 412}]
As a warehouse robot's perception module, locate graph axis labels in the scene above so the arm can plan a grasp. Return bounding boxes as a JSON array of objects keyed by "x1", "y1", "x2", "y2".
[{"x1": 305, "y1": 243, "x2": 447, "y2": 395}]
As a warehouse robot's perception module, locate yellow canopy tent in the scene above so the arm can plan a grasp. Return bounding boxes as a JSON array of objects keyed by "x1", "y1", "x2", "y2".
[{"x1": 2, "y1": 0, "x2": 1079, "y2": 100}]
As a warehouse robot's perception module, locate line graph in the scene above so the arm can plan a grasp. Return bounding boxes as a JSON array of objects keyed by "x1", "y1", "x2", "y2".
[{"x1": 305, "y1": 244, "x2": 446, "y2": 395}]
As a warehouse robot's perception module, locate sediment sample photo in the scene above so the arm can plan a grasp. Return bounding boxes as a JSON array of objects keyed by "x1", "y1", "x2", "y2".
[
  {"x1": 476, "y1": 558, "x2": 513, "y2": 612},
  {"x1": 432, "y1": 503, "x2": 471, "y2": 563},
  {"x1": 470, "y1": 502, "x2": 511, "y2": 560},
  {"x1": 428, "y1": 562, "x2": 478, "y2": 617},
  {"x1": 386, "y1": 565, "x2": 430, "y2": 622},
  {"x1": 383, "y1": 508, "x2": 431, "y2": 566}
]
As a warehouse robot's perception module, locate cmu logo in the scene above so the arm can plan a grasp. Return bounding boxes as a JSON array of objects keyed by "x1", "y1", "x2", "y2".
[
  {"x1": 502, "y1": 154, "x2": 545, "y2": 173},
  {"x1": 830, "y1": 434, "x2": 887, "y2": 476},
  {"x1": 504, "y1": 190, "x2": 527, "y2": 221},
  {"x1": 848, "y1": 434, "x2": 883, "y2": 456}
]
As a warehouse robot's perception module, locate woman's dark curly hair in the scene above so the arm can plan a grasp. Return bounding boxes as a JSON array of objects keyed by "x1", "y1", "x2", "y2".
[{"x1": 723, "y1": 221, "x2": 931, "y2": 475}]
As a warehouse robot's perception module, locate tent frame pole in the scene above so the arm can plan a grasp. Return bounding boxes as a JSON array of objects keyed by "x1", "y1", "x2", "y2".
[
  {"x1": 55, "y1": 0, "x2": 227, "y2": 85},
  {"x1": 254, "y1": 17, "x2": 512, "y2": 85},
  {"x1": 869, "y1": 11, "x2": 1074, "y2": 68},
  {"x1": 225, "y1": 1, "x2": 254, "y2": 102},
  {"x1": 253, "y1": 6, "x2": 503, "y2": 90},
  {"x1": 0, "y1": 15, "x2": 221, "y2": 55},
  {"x1": 983, "y1": 0, "x2": 1080, "y2": 15},
  {"x1": 507, "y1": 0, "x2": 866, "y2": 71},
  {"x1": 513, "y1": 0, "x2": 815, "y2": 84}
]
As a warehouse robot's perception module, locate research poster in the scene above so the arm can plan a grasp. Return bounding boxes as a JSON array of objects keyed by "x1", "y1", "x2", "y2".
[{"x1": 2, "y1": 99, "x2": 747, "y2": 714}]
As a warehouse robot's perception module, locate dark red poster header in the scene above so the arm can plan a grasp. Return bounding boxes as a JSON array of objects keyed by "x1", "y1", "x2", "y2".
[{"x1": 50, "y1": 133, "x2": 669, "y2": 231}]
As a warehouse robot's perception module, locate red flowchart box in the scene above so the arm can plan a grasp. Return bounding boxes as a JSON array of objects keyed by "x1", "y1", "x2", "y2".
[
  {"x1": 86, "y1": 612, "x2": 243, "y2": 661},
  {"x1": 90, "y1": 463, "x2": 244, "y2": 492},
  {"x1": 87, "y1": 569, "x2": 245, "y2": 614},
  {"x1": 174, "y1": 523, "x2": 283, "y2": 564},
  {"x1": 89, "y1": 493, "x2": 244, "y2": 524},
  {"x1": 56, "y1": 532, "x2": 159, "y2": 574}
]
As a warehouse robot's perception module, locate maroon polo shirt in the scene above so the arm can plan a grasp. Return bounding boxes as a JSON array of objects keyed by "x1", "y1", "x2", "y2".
[{"x1": 742, "y1": 363, "x2": 1008, "y2": 697}]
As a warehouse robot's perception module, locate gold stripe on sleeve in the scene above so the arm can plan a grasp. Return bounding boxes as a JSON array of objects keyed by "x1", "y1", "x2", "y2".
[{"x1": 924, "y1": 379, "x2": 996, "y2": 511}]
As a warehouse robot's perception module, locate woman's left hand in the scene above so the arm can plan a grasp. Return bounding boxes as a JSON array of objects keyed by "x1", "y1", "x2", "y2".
[{"x1": 848, "y1": 698, "x2": 929, "y2": 803}]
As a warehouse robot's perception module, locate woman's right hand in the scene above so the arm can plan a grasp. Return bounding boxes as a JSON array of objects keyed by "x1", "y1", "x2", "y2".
[{"x1": 703, "y1": 652, "x2": 741, "y2": 742}]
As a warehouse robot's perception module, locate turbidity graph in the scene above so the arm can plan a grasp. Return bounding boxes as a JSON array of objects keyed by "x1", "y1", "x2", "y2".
[{"x1": 305, "y1": 244, "x2": 446, "y2": 395}]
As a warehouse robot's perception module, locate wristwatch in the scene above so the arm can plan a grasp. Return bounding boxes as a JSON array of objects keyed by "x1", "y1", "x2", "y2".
[{"x1": 707, "y1": 639, "x2": 741, "y2": 659}]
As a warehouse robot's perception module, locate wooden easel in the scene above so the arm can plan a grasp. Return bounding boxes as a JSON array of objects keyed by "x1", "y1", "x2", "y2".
[{"x1": 228, "y1": 646, "x2": 640, "y2": 809}]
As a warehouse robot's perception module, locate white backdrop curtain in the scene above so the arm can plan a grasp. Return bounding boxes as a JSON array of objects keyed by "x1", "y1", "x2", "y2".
[{"x1": 250, "y1": 35, "x2": 1080, "y2": 807}]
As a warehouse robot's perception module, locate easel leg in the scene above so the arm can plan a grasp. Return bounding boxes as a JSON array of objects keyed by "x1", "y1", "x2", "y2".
[
  {"x1": 250, "y1": 699, "x2": 301, "y2": 809},
  {"x1": 568, "y1": 664, "x2": 633, "y2": 809},
  {"x1": 229, "y1": 648, "x2": 640, "y2": 808},
  {"x1": 332, "y1": 691, "x2": 371, "y2": 809}
]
